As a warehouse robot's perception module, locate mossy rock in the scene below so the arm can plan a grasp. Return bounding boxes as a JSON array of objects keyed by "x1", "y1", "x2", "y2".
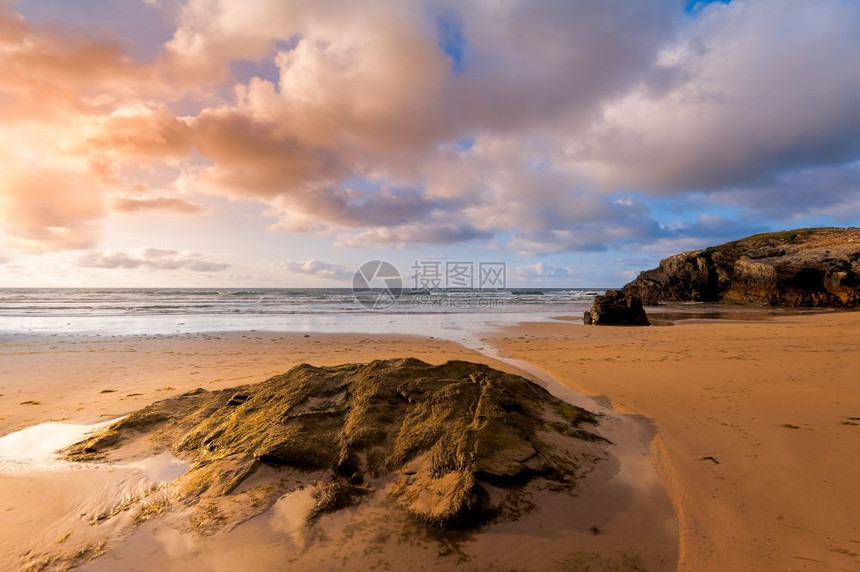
[{"x1": 63, "y1": 359, "x2": 604, "y2": 529}]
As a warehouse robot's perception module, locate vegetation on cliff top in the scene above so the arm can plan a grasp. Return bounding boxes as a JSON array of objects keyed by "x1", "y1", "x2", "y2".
[{"x1": 701, "y1": 227, "x2": 832, "y2": 255}]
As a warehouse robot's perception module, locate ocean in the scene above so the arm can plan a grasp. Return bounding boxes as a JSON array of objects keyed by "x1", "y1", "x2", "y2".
[{"x1": 0, "y1": 288, "x2": 605, "y2": 339}]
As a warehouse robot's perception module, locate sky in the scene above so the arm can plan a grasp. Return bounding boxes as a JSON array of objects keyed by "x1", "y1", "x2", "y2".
[{"x1": 0, "y1": 0, "x2": 859, "y2": 288}]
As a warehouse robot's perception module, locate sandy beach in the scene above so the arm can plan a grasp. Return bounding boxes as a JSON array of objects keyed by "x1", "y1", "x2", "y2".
[
  {"x1": 0, "y1": 333, "x2": 513, "y2": 437},
  {"x1": 0, "y1": 311, "x2": 857, "y2": 570},
  {"x1": 491, "y1": 312, "x2": 860, "y2": 571},
  {"x1": 0, "y1": 331, "x2": 675, "y2": 571}
]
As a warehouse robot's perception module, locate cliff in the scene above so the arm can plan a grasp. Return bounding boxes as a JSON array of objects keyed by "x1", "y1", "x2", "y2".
[{"x1": 623, "y1": 228, "x2": 860, "y2": 307}]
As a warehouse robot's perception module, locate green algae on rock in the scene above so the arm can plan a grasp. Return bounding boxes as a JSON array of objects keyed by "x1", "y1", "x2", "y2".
[{"x1": 63, "y1": 358, "x2": 606, "y2": 529}]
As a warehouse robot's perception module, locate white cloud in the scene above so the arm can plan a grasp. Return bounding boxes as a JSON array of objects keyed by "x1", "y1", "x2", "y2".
[
  {"x1": 3, "y1": 0, "x2": 860, "y2": 262},
  {"x1": 514, "y1": 262, "x2": 574, "y2": 279},
  {"x1": 111, "y1": 196, "x2": 211, "y2": 216},
  {"x1": 274, "y1": 259, "x2": 352, "y2": 281},
  {"x1": 580, "y1": 0, "x2": 860, "y2": 193},
  {"x1": 79, "y1": 248, "x2": 229, "y2": 272}
]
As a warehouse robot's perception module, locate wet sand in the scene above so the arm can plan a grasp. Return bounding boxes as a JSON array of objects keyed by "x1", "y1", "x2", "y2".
[
  {"x1": 0, "y1": 332, "x2": 675, "y2": 571},
  {"x1": 490, "y1": 312, "x2": 860, "y2": 571}
]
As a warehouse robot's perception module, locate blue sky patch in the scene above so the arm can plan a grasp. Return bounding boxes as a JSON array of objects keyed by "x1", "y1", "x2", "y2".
[
  {"x1": 435, "y1": 13, "x2": 467, "y2": 74},
  {"x1": 685, "y1": 0, "x2": 731, "y2": 17}
]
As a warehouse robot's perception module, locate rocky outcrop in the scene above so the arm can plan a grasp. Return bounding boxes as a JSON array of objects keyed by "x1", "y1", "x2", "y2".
[
  {"x1": 583, "y1": 290, "x2": 650, "y2": 325},
  {"x1": 623, "y1": 228, "x2": 860, "y2": 307},
  {"x1": 64, "y1": 359, "x2": 605, "y2": 529}
]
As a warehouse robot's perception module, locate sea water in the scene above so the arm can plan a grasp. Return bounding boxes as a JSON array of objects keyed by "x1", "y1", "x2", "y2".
[{"x1": 0, "y1": 288, "x2": 603, "y2": 338}]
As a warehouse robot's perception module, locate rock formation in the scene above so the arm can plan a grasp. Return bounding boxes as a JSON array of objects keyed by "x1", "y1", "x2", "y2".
[
  {"x1": 623, "y1": 228, "x2": 860, "y2": 307},
  {"x1": 64, "y1": 358, "x2": 605, "y2": 530},
  {"x1": 583, "y1": 290, "x2": 650, "y2": 325}
]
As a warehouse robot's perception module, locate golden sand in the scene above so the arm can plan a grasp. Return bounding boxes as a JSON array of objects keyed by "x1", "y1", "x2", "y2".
[
  {"x1": 490, "y1": 312, "x2": 860, "y2": 571},
  {"x1": 1, "y1": 312, "x2": 857, "y2": 570}
]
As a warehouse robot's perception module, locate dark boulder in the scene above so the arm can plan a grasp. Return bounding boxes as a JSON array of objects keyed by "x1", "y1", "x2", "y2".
[{"x1": 583, "y1": 290, "x2": 650, "y2": 326}]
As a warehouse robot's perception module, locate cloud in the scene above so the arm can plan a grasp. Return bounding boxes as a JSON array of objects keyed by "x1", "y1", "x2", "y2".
[
  {"x1": 0, "y1": 5, "x2": 163, "y2": 122},
  {"x1": 333, "y1": 221, "x2": 492, "y2": 248},
  {"x1": 494, "y1": 192, "x2": 665, "y2": 255},
  {"x1": 0, "y1": 167, "x2": 105, "y2": 252},
  {"x1": 514, "y1": 263, "x2": 574, "y2": 279},
  {"x1": 164, "y1": 0, "x2": 676, "y2": 139},
  {"x1": 85, "y1": 106, "x2": 194, "y2": 159},
  {"x1": 711, "y1": 163, "x2": 860, "y2": 222},
  {"x1": 580, "y1": 0, "x2": 860, "y2": 193},
  {"x1": 662, "y1": 212, "x2": 767, "y2": 240},
  {"x1": 111, "y1": 196, "x2": 211, "y2": 216},
  {"x1": 152, "y1": 0, "x2": 682, "y2": 250},
  {"x1": 3, "y1": 0, "x2": 860, "y2": 261},
  {"x1": 79, "y1": 248, "x2": 228, "y2": 272},
  {"x1": 274, "y1": 259, "x2": 352, "y2": 281},
  {"x1": 0, "y1": 6, "x2": 174, "y2": 253}
]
